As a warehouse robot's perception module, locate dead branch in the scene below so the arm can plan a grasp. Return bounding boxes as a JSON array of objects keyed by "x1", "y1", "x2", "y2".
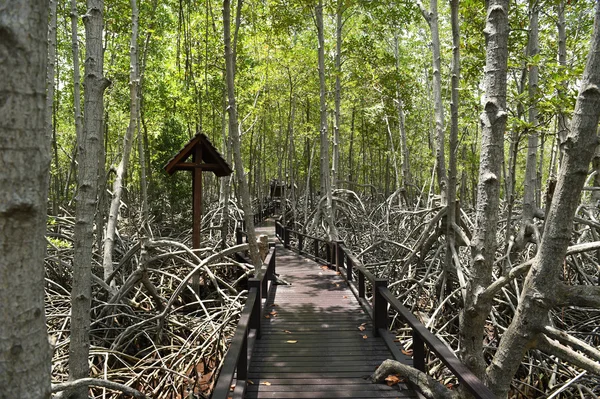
[
  {"x1": 51, "y1": 378, "x2": 147, "y2": 398},
  {"x1": 371, "y1": 359, "x2": 458, "y2": 399}
]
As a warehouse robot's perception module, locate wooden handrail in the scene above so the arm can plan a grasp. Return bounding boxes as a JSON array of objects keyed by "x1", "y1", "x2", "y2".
[
  {"x1": 275, "y1": 223, "x2": 496, "y2": 399},
  {"x1": 212, "y1": 247, "x2": 277, "y2": 399},
  {"x1": 212, "y1": 289, "x2": 257, "y2": 399},
  {"x1": 379, "y1": 287, "x2": 496, "y2": 399}
]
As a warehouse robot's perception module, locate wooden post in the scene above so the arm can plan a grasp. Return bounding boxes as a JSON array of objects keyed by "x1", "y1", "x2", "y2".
[
  {"x1": 373, "y1": 278, "x2": 388, "y2": 336},
  {"x1": 236, "y1": 228, "x2": 243, "y2": 245},
  {"x1": 346, "y1": 254, "x2": 353, "y2": 282},
  {"x1": 192, "y1": 146, "x2": 203, "y2": 249},
  {"x1": 313, "y1": 239, "x2": 319, "y2": 260},
  {"x1": 336, "y1": 241, "x2": 344, "y2": 273},
  {"x1": 413, "y1": 332, "x2": 426, "y2": 371},
  {"x1": 164, "y1": 134, "x2": 233, "y2": 294},
  {"x1": 283, "y1": 227, "x2": 290, "y2": 248},
  {"x1": 191, "y1": 147, "x2": 203, "y2": 295},
  {"x1": 249, "y1": 278, "x2": 261, "y2": 339},
  {"x1": 238, "y1": 332, "x2": 248, "y2": 381},
  {"x1": 298, "y1": 234, "x2": 304, "y2": 254},
  {"x1": 358, "y1": 271, "x2": 365, "y2": 298}
]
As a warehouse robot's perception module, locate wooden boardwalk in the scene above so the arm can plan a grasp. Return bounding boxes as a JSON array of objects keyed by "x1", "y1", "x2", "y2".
[{"x1": 244, "y1": 246, "x2": 417, "y2": 398}]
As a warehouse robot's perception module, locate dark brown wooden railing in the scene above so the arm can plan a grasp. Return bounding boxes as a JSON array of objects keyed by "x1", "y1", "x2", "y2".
[
  {"x1": 212, "y1": 246, "x2": 276, "y2": 399},
  {"x1": 275, "y1": 221, "x2": 496, "y2": 399},
  {"x1": 236, "y1": 201, "x2": 277, "y2": 233}
]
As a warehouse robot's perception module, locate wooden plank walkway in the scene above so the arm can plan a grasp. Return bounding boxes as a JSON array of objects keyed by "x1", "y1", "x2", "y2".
[{"x1": 244, "y1": 245, "x2": 417, "y2": 399}]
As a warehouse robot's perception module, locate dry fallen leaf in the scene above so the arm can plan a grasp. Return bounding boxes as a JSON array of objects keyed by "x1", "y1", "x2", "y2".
[
  {"x1": 283, "y1": 330, "x2": 292, "y2": 334},
  {"x1": 358, "y1": 324, "x2": 366, "y2": 331},
  {"x1": 247, "y1": 380, "x2": 254, "y2": 385},
  {"x1": 343, "y1": 295, "x2": 348, "y2": 299},
  {"x1": 270, "y1": 310, "x2": 277, "y2": 316},
  {"x1": 264, "y1": 315, "x2": 270, "y2": 319},
  {"x1": 362, "y1": 335, "x2": 368, "y2": 339},
  {"x1": 286, "y1": 340, "x2": 298, "y2": 344},
  {"x1": 261, "y1": 381, "x2": 271, "y2": 386},
  {"x1": 385, "y1": 374, "x2": 402, "y2": 386},
  {"x1": 230, "y1": 384, "x2": 235, "y2": 391},
  {"x1": 402, "y1": 349, "x2": 413, "y2": 356}
]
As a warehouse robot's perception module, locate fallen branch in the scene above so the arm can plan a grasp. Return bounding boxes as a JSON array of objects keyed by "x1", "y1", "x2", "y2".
[
  {"x1": 51, "y1": 378, "x2": 146, "y2": 398},
  {"x1": 371, "y1": 359, "x2": 458, "y2": 399}
]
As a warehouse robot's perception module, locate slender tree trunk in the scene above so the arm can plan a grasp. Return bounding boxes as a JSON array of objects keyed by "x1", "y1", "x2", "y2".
[
  {"x1": 0, "y1": 2, "x2": 51, "y2": 397},
  {"x1": 458, "y1": 0, "x2": 509, "y2": 381},
  {"x1": 67, "y1": 0, "x2": 84, "y2": 208},
  {"x1": 446, "y1": 0, "x2": 460, "y2": 288},
  {"x1": 47, "y1": 0, "x2": 58, "y2": 213},
  {"x1": 223, "y1": 0, "x2": 261, "y2": 266},
  {"x1": 137, "y1": 0, "x2": 158, "y2": 232},
  {"x1": 332, "y1": 1, "x2": 344, "y2": 190},
  {"x1": 485, "y1": 5, "x2": 600, "y2": 396},
  {"x1": 557, "y1": 0, "x2": 569, "y2": 166},
  {"x1": 220, "y1": 84, "x2": 232, "y2": 249},
  {"x1": 522, "y1": 0, "x2": 540, "y2": 225},
  {"x1": 70, "y1": 0, "x2": 110, "y2": 396},
  {"x1": 316, "y1": 0, "x2": 338, "y2": 240},
  {"x1": 394, "y1": 34, "x2": 412, "y2": 204},
  {"x1": 348, "y1": 107, "x2": 355, "y2": 184},
  {"x1": 103, "y1": 0, "x2": 140, "y2": 284},
  {"x1": 418, "y1": 0, "x2": 447, "y2": 204}
]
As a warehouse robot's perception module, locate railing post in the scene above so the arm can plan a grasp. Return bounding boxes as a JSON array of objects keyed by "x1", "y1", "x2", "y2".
[
  {"x1": 269, "y1": 245, "x2": 276, "y2": 280},
  {"x1": 358, "y1": 271, "x2": 365, "y2": 298},
  {"x1": 335, "y1": 241, "x2": 344, "y2": 273},
  {"x1": 373, "y1": 279, "x2": 388, "y2": 336},
  {"x1": 313, "y1": 239, "x2": 319, "y2": 260},
  {"x1": 413, "y1": 331, "x2": 426, "y2": 372},
  {"x1": 236, "y1": 228, "x2": 243, "y2": 245},
  {"x1": 249, "y1": 278, "x2": 262, "y2": 339},
  {"x1": 326, "y1": 243, "x2": 331, "y2": 266},
  {"x1": 298, "y1": 235, "x2": 304, "y2": 255},
  {"x1": 283, "y1": 227, "x2": 290, "y2": 249},
  {"x1": 346, "y1": 255, "x2": 353, "y2": 282},
  {"x1": 261, "y1": 265, "x2": 268, "y2": 299},
  {"x1": 238, "y1": 332, "x2": 248, "y2": 381}
]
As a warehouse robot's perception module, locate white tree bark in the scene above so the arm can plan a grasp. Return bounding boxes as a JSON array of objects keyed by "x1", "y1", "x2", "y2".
[
  {"x1": 47, "y1": 0, "x2": 58, "y2": 214},
  {"x1": 70, "y1": 1, "x2": 110, "y2": 396},
  {"x1": 103, "y1": 0, "x2": 140, "y2": 284},
  {"x1": 521, "y1": 0, "x2": 540, "y2": 226},
  {"x1": 417, "y1": 0, "x2": 447, "y2": 204},
  {"x1": 393, "y1": 34, "x2": 412, "y2": 204},
  {"x1": 0, "y1": 1, "x2": 52, "y2": 397},
  {"x1": 446, "y1": 0, "x2": 461, "y2": 293},
  {"x1": 316, "y1": 0, "x2": 338, "y2": 240},
  {"x1": 459, "y1": 0, "x2": 509, "y2": 381},
  {"x1": 557, "y1": 0, "x2": 569, "y2": 166},
  {"x1": 485, "y1": 3, "x2": 600, "y2": 396},
  {"x1": 223, "y1": 0, "x2": 262, "y2": 267},
  {"x1": 332, "y1": 1, "x2": 344, "y2": 190},
  {"x1": 70, "y1": 0, "x2": 83, "y2": 187}
]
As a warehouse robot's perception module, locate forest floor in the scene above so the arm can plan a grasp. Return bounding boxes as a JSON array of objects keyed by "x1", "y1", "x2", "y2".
[{"x1": 44, "y1": 196, "x2": 600, "y2": 398}]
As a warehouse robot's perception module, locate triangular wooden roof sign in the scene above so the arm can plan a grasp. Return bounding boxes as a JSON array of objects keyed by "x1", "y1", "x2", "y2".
[{"x1": 164, "y1": 133, "x2": 233, "y2": 177}]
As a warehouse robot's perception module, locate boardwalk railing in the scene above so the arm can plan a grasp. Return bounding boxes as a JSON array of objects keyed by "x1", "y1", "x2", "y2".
[
  {"x1": 275, "y1": 221, "x2": 496, "y2": 399},
  {"x1": 212, "y1": 246, "x2": 276, "y2": 399},
  {"x1": 236, "y1": 201, "x2": 277, "y2": 233}
]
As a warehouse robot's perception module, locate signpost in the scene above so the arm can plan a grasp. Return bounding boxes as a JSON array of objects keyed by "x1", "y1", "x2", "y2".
[{"x1": 165, "y1": 133, "x2": 233, "y2": 250}]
